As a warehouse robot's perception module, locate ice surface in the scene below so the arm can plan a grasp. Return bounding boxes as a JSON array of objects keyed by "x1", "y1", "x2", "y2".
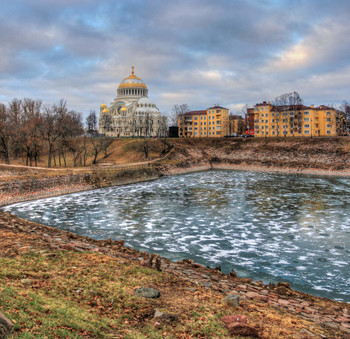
[{"x1": 3, "y1": 170, "x2": 350, "y2": 301}]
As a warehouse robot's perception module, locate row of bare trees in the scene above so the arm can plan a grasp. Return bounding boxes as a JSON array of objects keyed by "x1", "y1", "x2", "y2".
[{"x1": 0, "y1": 98, "x2": 114, "y2": 167}]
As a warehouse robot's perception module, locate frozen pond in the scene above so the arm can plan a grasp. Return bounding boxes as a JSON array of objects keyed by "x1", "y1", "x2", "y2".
[{"x1": 3, "y1": 170, "x2": 350, "y2": 301}]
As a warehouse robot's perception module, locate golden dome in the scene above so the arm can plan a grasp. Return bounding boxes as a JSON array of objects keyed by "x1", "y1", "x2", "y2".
[
  {"x1": 118, "y1": 66, "x2": 147, "y2": 89},
  {"x1": 102, "y1": 108, "x2": 108, "y2": 113},
  {"x1": 120, "y1": 106, "x2": 127, "y2": 112},
  {"x1": 100, "y1": 103, "x2": 107, "y2": 108}
]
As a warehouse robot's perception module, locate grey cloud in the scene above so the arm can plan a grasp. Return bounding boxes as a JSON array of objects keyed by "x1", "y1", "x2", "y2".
[{"x1": 0, "y1": 0, "x2": 350, "y2": 117}]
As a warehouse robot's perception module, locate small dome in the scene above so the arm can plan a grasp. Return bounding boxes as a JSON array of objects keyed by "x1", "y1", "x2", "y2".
[
  {"x1": 138, "y1": 97, "x2": 155, "y2": 106},
  {"x1": 100, "y1": 103, "x2": 107, "y2": 108},
  {"x1": 120, "y1": 106, "x2": 127, "y2": 112},
  {"x1": 118, "y1": 66, "x2": 147, "y2": 89},
  {"x1": 102, "y1": 108, "x2": 108, "y2": 113}
]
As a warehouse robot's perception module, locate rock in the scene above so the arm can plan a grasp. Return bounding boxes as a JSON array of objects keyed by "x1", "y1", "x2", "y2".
[
  {"x1": 278, "y1": 282, "x2": 290, "y2": 289},
  {"x1": 229, "y1": 269, "x2": 237, "y2": 277},
  {"x1": 300, "y1": 328, "x2": 316, "y2": 337},
  {"x1": 134, "y1": 287, "x2": 160, "y2": 299},
  {"x1": 246, "y1": 291, "x2": 259, "y2": 299},
  {"x1": 257, "y1": 295, "x2": 269, "y2": 302},
  {"x1": 20, "y1": 278, "x2": 33, "y2": 286},
  {"x1": 155, "y1": 257, "x2": 162, "y2": 271},
  {"x1": 0, "y1": 312, "x2": 13, "y2": 338},
  {"x1": 222, "y1": 294, "x2": 240, "y2": 307},
  {"x1": 17, "y1": 246, "x2": 30, "y2": 254},
  {"x1": 228, "y1": 323, "x2": 260, "y2": 337},
  {"x1": 154, "y1": 309, "x2": 178, "y2": 322},
  {"x1": 222, "y1": 315, "x2": 247, "y2": 326},
  {"x1": 277, "y1": 299, "x2": 289, "y2": 307}
]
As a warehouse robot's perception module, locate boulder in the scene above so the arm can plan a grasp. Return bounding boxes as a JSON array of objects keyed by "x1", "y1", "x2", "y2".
[
  {"x1": 222, "y1": 314, "x2": 247, "y2": 326},
  {"x1": 154, "y1": 309, "x2": 178, "y2": 322},
  {"x1": 228, "y1": 323, "x2": 260, "y2": 337},
  {"x1": 222, "y1": 294, "x2": 240, "y2": 307},
  {"x1": 0, "y1": 312, "x2": 13, "y2": 338},
  {"x1": 134, "y1": 287, "x2": 160, "y2": 299}
]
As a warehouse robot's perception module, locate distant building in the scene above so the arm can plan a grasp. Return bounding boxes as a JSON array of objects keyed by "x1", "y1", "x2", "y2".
[
  {"x1": 253, "y1": 101, "x2": 347, "y2": 137},
  {"x1": 99, "y1": 67, "x2": 167, "y2": 137},
  {"x1": 229, "y1": 115, "x2": 245, "y2": 136},
  {"x1": 245, "y1": 108, "x2": 255, "y2": 135},
  {"x1": 178, "y1": 106, "x2": 229, "y2": 137}
]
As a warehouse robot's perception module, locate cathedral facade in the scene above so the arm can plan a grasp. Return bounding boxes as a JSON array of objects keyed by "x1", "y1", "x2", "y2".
[{"x1": 98, "y1": 67, "x2": 167, "y2": 137}]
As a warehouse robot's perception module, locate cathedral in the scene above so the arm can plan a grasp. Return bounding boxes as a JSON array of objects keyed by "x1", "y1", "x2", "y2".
[{"x1": 98, "y1": 67, "x2": 167, "y2": 137}]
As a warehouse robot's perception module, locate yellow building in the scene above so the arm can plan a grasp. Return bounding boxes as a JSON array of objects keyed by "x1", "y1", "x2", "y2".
[
  {"x1": 229, "y1": 115, "x2": 246, "y2": 136},
  {"x1": 253, "y1": 101, "x2": 347, "y2": 137},
  {"x1": 178, "y1": 105, "x2": 229, "y2": 137}
]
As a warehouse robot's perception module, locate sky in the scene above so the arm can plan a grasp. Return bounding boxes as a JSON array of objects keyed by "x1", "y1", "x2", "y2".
[{"x1": 1, "y1": 0, "x2": 350, "y2": 119}]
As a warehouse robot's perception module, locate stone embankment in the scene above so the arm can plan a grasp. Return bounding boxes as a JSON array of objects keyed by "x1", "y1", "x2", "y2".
[
  {"x1": 0, "y1": 166, "x2": 160, "y2": 207},
  {"x1": 1, "y1": 212, "x2": 349, "y2": 337},
  {"x1": 159, "y1": 137, "x2": 350, "y2": 177}
]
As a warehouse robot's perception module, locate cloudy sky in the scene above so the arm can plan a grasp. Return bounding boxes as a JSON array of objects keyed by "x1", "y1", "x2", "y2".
[{"x1": 1, "y1": 0, "x2": 350, "y2": 118}]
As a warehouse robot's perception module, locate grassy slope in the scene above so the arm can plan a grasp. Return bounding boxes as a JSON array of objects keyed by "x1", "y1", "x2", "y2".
[{"x1": 0, "y1": 231, "x2": 333, "y2": 339}]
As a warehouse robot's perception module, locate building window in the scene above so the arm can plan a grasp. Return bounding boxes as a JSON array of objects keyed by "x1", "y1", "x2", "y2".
[
  {"x1": 304, "y1": 118, "x2": 309, "y2": 122},
  {"x1": 326, "y1": 118, "x2": 331, "y2": 122},
  {"x1": 326, "y1": 112, "x2": 331, "y2": 116},
  {"x1": 304, "y1": 124, "x2": 310, "y2": 128},
  {"x1": 304, "y1": 111, "x2": 309, "y2": 115},
  {"x1": 305, "y1": 130, "x2": 310, "y2": 134},
  {"x1": 265, "y1": 119, "x2": 268, "y2": 123},
  {"x1": 327, "y1": 124, "x2": 331, "y2": 128},
  {"x1": 327, "y1": 130, "x2": 331, "y2": 134}
]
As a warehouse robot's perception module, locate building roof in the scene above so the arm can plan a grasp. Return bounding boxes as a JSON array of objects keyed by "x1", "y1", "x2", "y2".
[
  {"x1": 254, "y1": 101, "x2": 271, "y2": 107},
  {"x1": 314, "y1": 105, "x2": 335, "y2": 110},
  {"x1": 229, "y1": 115, "x2": 244, "y2": 120},
  {"x1": 269, "y1": 104, "x2": 311, "y2": 112},
  {"x1": 207, "y1": 105, "x2": 228, "y2": 110},
  {"x1": 179, "y1": 110, "x2": 206, "y2": 116},
  {"x1": 118, "y1": 66, "x2": 147, "y2": 89}
]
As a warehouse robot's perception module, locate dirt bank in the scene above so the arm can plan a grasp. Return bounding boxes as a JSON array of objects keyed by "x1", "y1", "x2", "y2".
[{"x1": 158, "y1": 137, "x2": 350, "y2": 176}]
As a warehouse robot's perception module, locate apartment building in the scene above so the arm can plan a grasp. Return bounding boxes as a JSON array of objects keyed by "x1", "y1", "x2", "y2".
[
  {"x1": 178, "y1": 106, "x2": 229, "y2": 137},
  {"x1": 253, "y1": 101, "x2": 347, "y2": 137},
  {"x1": 229, "y1": 115, "x2": 245, "y2": 136}
]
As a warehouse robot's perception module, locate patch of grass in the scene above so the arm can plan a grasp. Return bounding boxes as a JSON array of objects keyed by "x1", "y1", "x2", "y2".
[{"x1": 0, "y1": 247, "x2": 338, "y2": 338}]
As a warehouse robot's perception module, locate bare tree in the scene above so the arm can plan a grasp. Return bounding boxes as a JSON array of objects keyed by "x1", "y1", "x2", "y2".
[
  {"x1": 19, "y1": 99, "x2": 43, "y2": 166},
  {"x1": 272, "y1": 92, "x2": 303, "y2": 137},
  {"x1": 100, "y1": 114, "x2": 113, "y2": 134},
  {"x1": 171, "y1": 104, "x2": 190, "y2": 126},
  {"x1": 139, "y1": 139, "x2": 150, "y2": 160},
  {"x1": 86, "y1": 110, "x2": 97, "y2": 135},
  {"x1": 89, "y1": 137, "x2": 113, "y2": 164}
]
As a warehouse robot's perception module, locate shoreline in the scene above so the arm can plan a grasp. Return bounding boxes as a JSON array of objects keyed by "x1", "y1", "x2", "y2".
[{"x1": 1, "y1": 162, "x2": 350, "y2": 208}]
